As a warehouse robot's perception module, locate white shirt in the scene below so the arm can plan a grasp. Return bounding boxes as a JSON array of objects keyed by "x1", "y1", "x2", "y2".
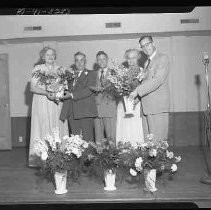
[
  {"x1": 72, "y1": 70, "x2": 82, "y2": 88},
  {"x1": 77, "y1": 70, "x2": 83, "y2": 78},
  {"x1": 99, "y1": 67, "x2": 108, "y2": 79},
  {"x1": 72, "y1": 70, "x2": 86, "y2": 99},
  {"x1": 144, "y1": 50, "x2": 157, "y2": 69},
  {"x1": 149, "y1": 50, "x2": 157, "y2": 61}
]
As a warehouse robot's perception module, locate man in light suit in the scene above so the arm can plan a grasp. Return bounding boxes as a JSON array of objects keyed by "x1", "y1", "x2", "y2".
[
  {"x1": 92, "y1": 51, "x2": 117, "y2": 143},
  {"x1": 60, "y1": 51, "x2": 98, "y2": 142},
  {"x1": 130, "y1": 35, "x2": 170, "y2": 141}
]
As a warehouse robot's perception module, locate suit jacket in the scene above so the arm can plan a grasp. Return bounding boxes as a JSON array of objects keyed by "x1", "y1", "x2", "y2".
[
  {"x1": 60, "y1": 69, "x2": 98, "y2": 121},
  {"x1": 137, "y1": 51, "x2": 170, "y2": 115},
  {"x1": 95, "y1": 68, "x2": 117, "y2": 118}
]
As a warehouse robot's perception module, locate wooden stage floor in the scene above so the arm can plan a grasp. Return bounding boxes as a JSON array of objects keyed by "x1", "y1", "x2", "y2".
[{"x1": 0, "y1": 146, "x2": 210, "y2": 208}]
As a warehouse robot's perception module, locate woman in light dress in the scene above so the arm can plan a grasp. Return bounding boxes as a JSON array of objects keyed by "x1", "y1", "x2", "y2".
[
  {"x1": 116, "y1": 49, "x2": 144, "y2": 146},
  {"x1": 29, "y1": 47, "x2": 69, "y2": 167}
]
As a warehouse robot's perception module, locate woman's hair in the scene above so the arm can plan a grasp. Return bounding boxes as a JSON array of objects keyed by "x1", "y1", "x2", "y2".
[
  {"x1": 123, "y1": 49, "x2": 141, "y2": 68},
  {"x1": 122, "y1": 48, "x2": 147, "y2": 68},
  {"x1": 34, "y1": 46, "x2": 57, "y2": 67},
  {"x1": 124, "y1": 49, "x2": 141, "y2": 60}
]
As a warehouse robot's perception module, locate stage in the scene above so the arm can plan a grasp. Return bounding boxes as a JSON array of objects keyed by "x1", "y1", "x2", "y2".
[{"x1": 0, "y1": 146, "x2": 210, "y2": 208}]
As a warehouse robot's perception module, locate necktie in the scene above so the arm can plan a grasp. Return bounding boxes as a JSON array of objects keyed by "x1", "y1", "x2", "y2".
[
  {"x1": 145, "y1": 58, "x2": 151, "y2": 70},
  {"x1": 100, "y1": 69, "x2": 104, "y2": 84},
  {"x1": 73, "y1": 71, "x2": 82, "y2": 86}
]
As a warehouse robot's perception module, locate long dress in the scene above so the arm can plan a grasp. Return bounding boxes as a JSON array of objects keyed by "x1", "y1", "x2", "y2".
[
  {"x1": 28, "y1": 64, "x2": 69, "y2": 167},
  {"x1": 116, "y1": 67, "x2": 144, "y2": 146}
]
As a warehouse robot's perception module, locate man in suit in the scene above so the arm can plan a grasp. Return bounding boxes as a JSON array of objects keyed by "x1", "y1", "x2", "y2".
[
  {"x1": 92, "y1": 51, "x2": 117, "y2": 144},
  {"x1": 130, "y1": 35, "x2": 170, "y2": 141},
  {"x1": 60, "y1": 51, "x2": 98, "y2": 142}
]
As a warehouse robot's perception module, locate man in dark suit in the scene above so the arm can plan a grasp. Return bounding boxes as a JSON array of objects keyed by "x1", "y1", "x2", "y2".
[
  {"x1": 130, "y1": 35, "x2": 170, "y2": 141},
  {"x1": 60, "y1": 51, "x2": 98, "y2": 142}
]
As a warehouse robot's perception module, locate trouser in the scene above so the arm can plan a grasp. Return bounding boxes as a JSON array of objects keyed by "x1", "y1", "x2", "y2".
[
  {"x1": 68, "y1": 117, "x2": 95, "y2": 142},
  {"x1": 143, "y1": 112, "x2": 169, "y2": 141},
  {"x1": 94, "y1": 117, "x2": 116, "y2": 144}
]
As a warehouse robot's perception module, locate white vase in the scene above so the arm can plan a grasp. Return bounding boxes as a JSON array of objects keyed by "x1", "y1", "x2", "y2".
[
  {"x1": 123, "y1": 96, "x2": 134, "y2": 115},
  {"x1": 144, "y1": 169, "x2": 157, "y2": 192},
  {"x1": 104, "y1": 169, "x2": 117, "y2": 191},
  {"x1": 54, "y1": 170, "x2": 68, "y2": 194}
]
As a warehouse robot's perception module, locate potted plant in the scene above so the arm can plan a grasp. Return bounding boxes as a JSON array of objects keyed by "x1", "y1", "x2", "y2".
[
  {"x1": 82, "y1": 138, "x2": 120, "y2": 191},
  {"x1": 33, "y1": 128, "x2": 89, "y2": 194},
  {"x1": 124, "y1": 134, "x2": 182, "y2": 192}
]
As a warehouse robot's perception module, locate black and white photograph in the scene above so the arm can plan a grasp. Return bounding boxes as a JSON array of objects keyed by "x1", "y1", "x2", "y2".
[{"x1": 0, "y1": 6, "x2": 211, "y2": 209}]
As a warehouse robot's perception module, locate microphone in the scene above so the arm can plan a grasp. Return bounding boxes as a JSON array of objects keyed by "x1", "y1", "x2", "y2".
[
  {"x1": 203, "y1": 52, "x2": 209, "y2": 65},
  {"x1": 203, "y1": 52, "x2": 211, "y2": 110}
]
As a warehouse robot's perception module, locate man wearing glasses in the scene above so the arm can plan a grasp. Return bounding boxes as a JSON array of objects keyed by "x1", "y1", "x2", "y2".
[{"x1": 130, "y1": 35, "x2": 170, "y2": 142}]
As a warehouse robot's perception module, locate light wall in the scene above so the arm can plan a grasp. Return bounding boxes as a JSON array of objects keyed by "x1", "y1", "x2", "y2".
[
  {"x1": 0, "y1": 34, "x2": 211, "y2": 117},
  {"x1": 0, "y1": 7, "x2": 211, "y2": 39}
]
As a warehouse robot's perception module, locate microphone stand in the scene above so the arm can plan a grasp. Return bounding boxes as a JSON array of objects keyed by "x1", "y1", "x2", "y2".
[{"x1": 200, "y1": 56, "x2": 211, "y2": 184}]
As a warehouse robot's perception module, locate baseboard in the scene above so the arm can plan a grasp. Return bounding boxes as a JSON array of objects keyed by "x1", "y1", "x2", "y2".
[{"x1": 11, "y1": 112, "x2": 205, "y2": 148}]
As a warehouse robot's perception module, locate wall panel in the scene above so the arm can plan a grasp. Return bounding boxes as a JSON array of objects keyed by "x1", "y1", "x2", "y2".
[{"x1": 0, "y1": 35, "x2": 211, "y2": 117}]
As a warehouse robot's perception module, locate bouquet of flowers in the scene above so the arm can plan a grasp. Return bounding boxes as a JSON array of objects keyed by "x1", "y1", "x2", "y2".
[
  {"x1": 101, "y1": 61, "x2": 146, "y2": 99},
  {"x1": 32, "y1": 66, "x2": 78, "y2": 103},
  {"x1": 82, "y1": 138, "x2": 121, "y2": 180},
  {"x1": 128, "y1": 134, "x2": 182, "y2": 178},
  {"x1": 95, "y1": 61, "x2": 147, "y2": 115},
  {"x1": 56, "y1": 66, "x2": 79, "y2": 91},
  {"x1": 115, "y1": 141, "x2": 140, "y2": 182},
  {"x1": 33, "y1": 128, "x2": 89, "y2": 181}
]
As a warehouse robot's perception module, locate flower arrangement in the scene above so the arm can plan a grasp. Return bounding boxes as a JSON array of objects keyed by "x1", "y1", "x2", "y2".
[
  {"x1": 128, "y1": 134, "x2": 182, "y2": 178},
  {"x1": 32, "y1": 66, "x2": 78, "y2": 103},
  {"x1": 101, "y1": 61, "x2": 146, "y2": 99},
  {"x1": 33, "y1": 128, "x2": 89, "y2": 181},
  {"x1": 82, "y1": 138, "x2": 121, "y2": 180},
  {"x1": 114, "y1": 141, "x2": 140, "y2": 182}
]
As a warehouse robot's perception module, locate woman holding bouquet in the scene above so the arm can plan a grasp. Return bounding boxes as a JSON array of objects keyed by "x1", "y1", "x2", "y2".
[
  {"x1": 116, "y1": 49, "x2": 144, "y2": 146},
  {"x1": 28, "y1": 47, "x2": 69, "y2": 167}
]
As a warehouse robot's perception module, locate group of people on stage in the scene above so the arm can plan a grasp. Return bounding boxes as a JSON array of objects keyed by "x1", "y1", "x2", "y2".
[{"x1": 28, "y1": 35, "x2": 170, "y2": 167}]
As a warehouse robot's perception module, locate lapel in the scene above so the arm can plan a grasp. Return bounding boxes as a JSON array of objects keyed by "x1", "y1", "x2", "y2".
[
  {"x1": 104, "y1": 68, "x2": 111, "y2": 78},
  {"x1": 143, "y1": 51, "x2": 160, "y2": 71},
  {"x1": 97, "y1": 67, "x2": 109, "y2": 77},
  {"x1": 96, "y1": 69, "x2": 101, "y2": 86},
  {"x1": 97, "y1": 67, "x2": 110, "y2": 85},
  {"x1": 143, "y1": 51, "x2": 161, "y2": 80},
  {"x1": 148, "y1": 51, "x2": 160, "y2": 68},
  {"x1": 74, "y1": 69, "x2": 88, "y2": 90}
]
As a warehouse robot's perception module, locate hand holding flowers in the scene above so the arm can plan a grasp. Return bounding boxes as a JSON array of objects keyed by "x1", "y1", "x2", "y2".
[
  {"x1": 136, "y1": 67, "x2": 145, "y2": 82},
  {"x1": 89, "y1": 85, "x2": 104, "y2": 93},
  {"x1": 46, "y1": 92, "x2": 56, "y2": 102},
  {"x1": 128, "y1": 88, "x2": 138, "y2": 101},
  {"x1": 32, "y1": 66, "x2": 78, "y2": 104}
]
